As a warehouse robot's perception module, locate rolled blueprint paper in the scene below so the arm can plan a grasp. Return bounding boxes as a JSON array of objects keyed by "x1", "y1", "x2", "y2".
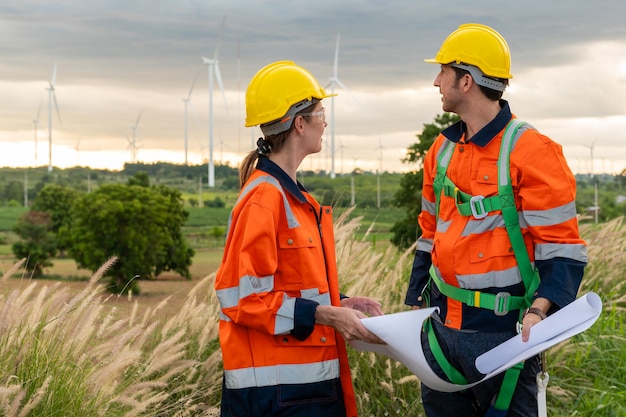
[{"x1": 350, "y1": 292, "x2": 602, "y2": 392}]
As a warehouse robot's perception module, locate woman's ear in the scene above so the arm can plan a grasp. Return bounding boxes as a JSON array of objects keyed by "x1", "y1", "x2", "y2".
[{"x1": 293, "y1": 115, "x2": 305, "y2": 135}]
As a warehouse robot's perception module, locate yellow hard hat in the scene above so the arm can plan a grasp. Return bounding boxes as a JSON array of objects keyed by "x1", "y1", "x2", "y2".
[
  {"x1": 245, "y1": 61, "x2": 335, "y2": 134},
  {"x1": 425, "y1": 23, "x2": 513, "y2": 80}
]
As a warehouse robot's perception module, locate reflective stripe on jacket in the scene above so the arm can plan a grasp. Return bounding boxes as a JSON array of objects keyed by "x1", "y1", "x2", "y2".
[
  {"x1": 416, "y1": 101, "x2": 587, "y2": 331},
  {"x1": 215, "y1": 156, "x2": 358, "y2": 416}
]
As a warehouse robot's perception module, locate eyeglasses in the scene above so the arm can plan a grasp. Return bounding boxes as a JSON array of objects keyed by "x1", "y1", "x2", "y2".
[{"x1": 300, "y1": 108, "x2": 326, "y2": 123}]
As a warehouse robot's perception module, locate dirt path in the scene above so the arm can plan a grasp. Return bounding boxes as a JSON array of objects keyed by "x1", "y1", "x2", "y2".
[{"x1": 0, "y1": 254, "x2": 221, "y2": 319}]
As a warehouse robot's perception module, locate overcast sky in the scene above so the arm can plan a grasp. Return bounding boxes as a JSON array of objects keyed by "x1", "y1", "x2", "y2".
[{"x1": 2, "y1": 0, "x2": 626, "y2": 175}]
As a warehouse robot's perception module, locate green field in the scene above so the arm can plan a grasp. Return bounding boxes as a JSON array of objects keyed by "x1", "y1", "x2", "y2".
[
  {"x1": 0, "y1": 204, "x2": 405, "y2": 280},
  {"x1": 0, "y1": 206, "x2": 27, "y2": 231}
]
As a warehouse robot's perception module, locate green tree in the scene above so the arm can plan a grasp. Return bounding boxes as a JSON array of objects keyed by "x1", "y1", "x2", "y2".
[
  {"x1": 127, "y1": 171, "x2": 150, "y2": 187},
  {"x1": 68, "y1": 181, "x2": 194, "y2": 294},
  {"x1": 31, "y1": 184, "x2": 79, "y2": 253},
  {"x1": 12, "y1": 211, "x2": 57, "y2": 277},
  {"x1": 391, "y1": 113, "x2": 460, "y2": 249},
  {"x1": 152, "y1": 184, "x2": 196, "y2": 279},
  {"x1": 1, "y1": 180, "x2": 23, "y2": 205}
]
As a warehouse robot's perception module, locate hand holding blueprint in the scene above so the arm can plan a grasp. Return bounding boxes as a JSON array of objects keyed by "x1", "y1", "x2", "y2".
[{"x1": 350, "y1": 292, "x2": 602, "y2": 392}]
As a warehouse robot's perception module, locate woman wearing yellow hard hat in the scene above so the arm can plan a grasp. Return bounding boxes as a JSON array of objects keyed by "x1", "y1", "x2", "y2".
[{"x1": 214, "y1": 61, "x2": 384, "y2": 417}]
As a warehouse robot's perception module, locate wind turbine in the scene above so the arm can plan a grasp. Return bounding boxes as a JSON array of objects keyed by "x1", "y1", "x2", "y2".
[
  {"x1": 33, "y1": 101, "x2": 42, "y2": 167},
  {"x1": 337, "y1": 137, "x2": 348, "y2": 174},
  {"x1": 182, "y1": 70, "x2": 201, "y2": 165},
  {"x1": 75, "y1": 137, "x2": 81, "y2": 167},
  {"x1": 585, "y1": 139, "x2": 599, "y2": 224},
  {"x1": 327, "y1": 33, "x2": 353, "y2": 179},
  {"x1": 376, "y1": 138, "x2": 385, "y2": 209},
  {"x1": 127, "y1": 111, "x2": 143, "y2": 163},
  {"x1": 46, "y1": 63, "x2": 61, "y2": 172},
  {"x1": 202, "y1": 16, "x2": 228, "y2": 187},
  {"x1": 350, "y1": 155, "x2": 357, "y2": 206}
]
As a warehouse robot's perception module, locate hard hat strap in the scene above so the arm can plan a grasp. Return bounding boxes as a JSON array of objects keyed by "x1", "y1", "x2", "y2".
[
  {"x1": 450, "y1": 62, "x2": 507, "y2": 92},
  {"x1": 260, "y1": 98, "x2": 316, "y2": 136}
]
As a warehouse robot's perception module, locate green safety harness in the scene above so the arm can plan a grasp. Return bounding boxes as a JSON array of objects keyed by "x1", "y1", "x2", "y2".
[{"x1": 424, "y1": 118, "x2": 542, "y2": 416}]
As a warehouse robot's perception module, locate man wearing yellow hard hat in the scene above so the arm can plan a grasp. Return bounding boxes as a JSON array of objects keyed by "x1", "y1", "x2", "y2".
[{"x1": 405, "y1": 24, "x2": 587, "y2": 416}]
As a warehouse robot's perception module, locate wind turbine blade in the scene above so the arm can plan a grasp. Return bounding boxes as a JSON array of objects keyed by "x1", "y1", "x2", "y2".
[
  {"x1": 135, "y1": 110, "x2": 143, "y2": 127},
  {"x1": 52, "y1": 91, "x2": 62, "y2": 124},
  {"x1": 214, "y1": 16, "x2": 226, "y2": 60},
  {"x1": 333, "y1": 33, "x2": 340, "y2": 77},
  {"x1": 187, "y1": 68, "x2": 201, "y2": 99},
  {"x1": 334, "y1": 77, "x2": 349, "y2": 92},
  {"x1": 215, "y1": 64, "x2": 228, "y2": 111},
  {"x1": 36, "y1": 100, "x2": 42, "y2": 121},
  {"x1": 51, "y1": 62, "x2": 58, "y2": 86},
  {"x1": 335, "y1": 77, "x2": 359, "y2": 104}
]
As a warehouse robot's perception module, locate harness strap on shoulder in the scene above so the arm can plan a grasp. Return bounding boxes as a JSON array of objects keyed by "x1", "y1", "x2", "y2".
[
  {"x1": 498, "y1": 119, "x2": 541, "y2": 302},
  {"x1": 433, "y1": 140, "x2": 455, "y2": 218}
]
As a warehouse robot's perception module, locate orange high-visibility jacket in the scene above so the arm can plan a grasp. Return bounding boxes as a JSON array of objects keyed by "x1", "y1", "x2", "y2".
[
  {"x1": 407, "y1": 102, "x2": 587, "y2": 331},
  {"x1": 215, "y1": 157, "x2": 358, "y2": 416}
]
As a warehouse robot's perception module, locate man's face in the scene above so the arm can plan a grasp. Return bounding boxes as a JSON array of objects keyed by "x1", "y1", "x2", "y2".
[{"x1": 434, "y1": 65, "x2": 463, "y2": 113}]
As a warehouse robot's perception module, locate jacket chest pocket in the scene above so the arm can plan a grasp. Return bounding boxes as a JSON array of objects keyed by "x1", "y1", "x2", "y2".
[
  {"x1": 276, "y1": 229, "x2": 324, "y2": 291},
  {"x1": 474, "y1": 161, "x2": 519, "y2": 196},
  {"x1": 278, "y1": 229, "x2": 318, "y2": 249}
]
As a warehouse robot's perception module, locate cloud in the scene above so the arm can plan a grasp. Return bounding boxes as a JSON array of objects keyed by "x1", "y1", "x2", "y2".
[{"x1": 1, "y1": 0, "x2": 626, "y2": 174}]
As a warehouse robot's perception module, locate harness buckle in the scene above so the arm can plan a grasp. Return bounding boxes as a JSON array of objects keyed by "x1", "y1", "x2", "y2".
[
  {"x1": 470, "y1": 195, "x2": 488, "y2": 219},
  {"x1": 494, "y1": 292, "x2": 511, "y2": 316}
]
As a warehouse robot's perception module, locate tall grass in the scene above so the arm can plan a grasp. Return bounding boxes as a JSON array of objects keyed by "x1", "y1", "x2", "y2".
[
  {"x1": 0, "y1": 213, "x2": 623, "y2": 416},
  {"x1": 0, "y1": 258, "x2": 223, "y2": 416},
  {"x1": 546, "y1": 218, "x2": 626, "y2": 416}
]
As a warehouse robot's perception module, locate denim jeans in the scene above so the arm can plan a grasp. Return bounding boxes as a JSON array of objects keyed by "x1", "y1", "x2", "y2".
[{"x1": 420, "y1": 318, "x2": 541, "y2": 417}]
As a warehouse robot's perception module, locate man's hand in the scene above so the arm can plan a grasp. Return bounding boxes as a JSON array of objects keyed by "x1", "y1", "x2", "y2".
[
  {"x1": 521, "y1": 298, "x2": 552, "y2": 342},
  {"x1": 341, "y1": 296, "x2": 384, "y2": 317}
]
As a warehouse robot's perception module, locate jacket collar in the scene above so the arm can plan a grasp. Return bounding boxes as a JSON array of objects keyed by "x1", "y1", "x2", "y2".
[
  {"x1": 256, "y1": 156, "x2": 309, "y2": 203},
  {"x1": 441, "y1": 99, "x2": 512, "y2": 147}
]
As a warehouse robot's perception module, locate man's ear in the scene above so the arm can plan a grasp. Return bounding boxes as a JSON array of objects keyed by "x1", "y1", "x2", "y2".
[{"x1": 462, "y1": 74, "x2": 474, "y2": 91}]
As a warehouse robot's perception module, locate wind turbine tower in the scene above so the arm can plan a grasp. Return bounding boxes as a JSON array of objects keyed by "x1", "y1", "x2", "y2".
[
  {"x1": 202, "y1": 17, "x2": 228, "y2": 187},
  {"x1": 128, "y1": 111, "x2": 143, "y2": 164},
  {"x1": 377, "y1": 138, "x2": 384, "y2": 209},
  {"x1": 46, "y1": 63, "x2": 61, "y2": 172},
  {"x1": 183, "y1": 70, "x2": 200, "y2": 165},
  {"x1": 327, "y1": 33, "x2": 352, "y2": 179},
  {"x1": 33, "y1": 102, "x2": 42, "y2": 167},
  {"x1": 588, "y1": 139, "x2": 598, "y2": 224}
]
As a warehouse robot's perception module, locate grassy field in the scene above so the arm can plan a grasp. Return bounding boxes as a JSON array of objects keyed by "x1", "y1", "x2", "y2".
[{"x1": 0, "y1": 210, "x2": 623, "y2": 415}]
